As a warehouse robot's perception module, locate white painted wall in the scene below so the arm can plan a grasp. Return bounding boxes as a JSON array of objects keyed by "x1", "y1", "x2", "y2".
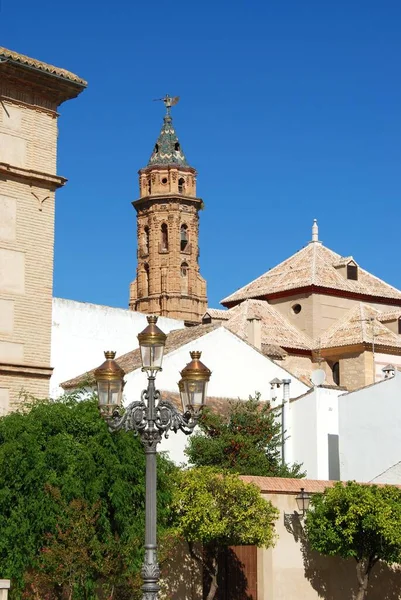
[
  {"x1": 339, "y1": 372, "x2": 401, "y2": 482},
  {"x1": 371, "y1": 461, "x2": 401, "y2": 484},
  {"x1": 290, "y1": 387, "x2": 341, "y2": 480},
  {"x1": 122, "y1": 327, "x2": 309, "y2": 465},
  {"x1": 50, "y1": 298, "x2": 184, "y2": 397}
]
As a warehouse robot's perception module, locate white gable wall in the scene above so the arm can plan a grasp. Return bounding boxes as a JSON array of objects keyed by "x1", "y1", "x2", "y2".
[
  {"x1": 290, "y1": 387, "x2": 341, "y2": 480},
  {"x1": 50, "y1": 298, "x2": 184, "y2": 398},
  {"x1": 339, "y1": 372, "x2": 401, "y2": 482},
  {"x1": 122, "y1": 327, "x2": 309, "y2": 465}
]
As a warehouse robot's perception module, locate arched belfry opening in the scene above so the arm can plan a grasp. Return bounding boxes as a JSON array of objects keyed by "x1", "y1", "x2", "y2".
[
  {"x1": 129, "y1": 94, "x2": 208, "y2": 324},
  {"x1": 181, "y1": 262, "x2": 189, "y2": 294},
  {"x1": 180, "y1": 224, "x2": 189, "y2": 251},
  {"x1": 144, "y1": 226, "x2": 149, "y2": 254},
  {"x1": 143, "y1": 263, "x2": 150, "y2": 297},
  {"x1": 161, "y1": 223, "x2": 168, "y2": 252},
  {"x1": 178, "y1": 177, "x2": 185, "y2": 194}
]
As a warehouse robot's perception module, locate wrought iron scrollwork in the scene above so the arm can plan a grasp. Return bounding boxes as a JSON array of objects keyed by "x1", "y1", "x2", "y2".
[{"x1": 106, "y1": 391, "x2": 200, "y2": 444}]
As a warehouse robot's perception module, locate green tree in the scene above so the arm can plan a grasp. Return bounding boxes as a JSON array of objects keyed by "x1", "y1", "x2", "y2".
[
  {"x1": 171, "y1": 467, "x2": 279, "y2": 600},
  {"x1": 0, "y1": 393, "x2": 176, "y2": 599},
  {"x1": 185, "y1": 395, "x2": 304, "y2": 477},
  {"x1": 305, "y1": 481, "x2": 401, "y2": 600}
]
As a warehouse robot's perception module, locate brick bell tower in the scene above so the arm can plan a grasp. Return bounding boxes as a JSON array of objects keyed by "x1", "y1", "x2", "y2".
[{"x1": 129, "y1": 95, "x2": 207, "y2": 325}]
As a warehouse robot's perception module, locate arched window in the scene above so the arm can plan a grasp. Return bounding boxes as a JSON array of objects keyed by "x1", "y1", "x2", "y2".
[
  {"x1": 154, "y1": 143, "x2": 159, "y2": 154},
  {"x1": 161, "y1": 223, "x2": 168, "y2": 251},
  {"x1": 148, "y1": 178, "x2": 152, "y2": 195},
  {"x1": 175, "y1": 142, "x2": 180, "y2": 151},
  {"x1": 144, "y1": 263, "x2": 149, "y2": 296},
  {"x1": 144, "y1": 226, "x2": 149, "y2": 254},
  {"x1": 332, "y1": 362, "x2": 340, "y2": 386},
  {"x1": 181, "y1": 262, "x2": 189, "y2": 293},
  {"x1": 180, "y1": 224, "x2": 188, "y2": 251},
  {"x1": 178, "y1": 177, "x2": 185, "y2": 194}
]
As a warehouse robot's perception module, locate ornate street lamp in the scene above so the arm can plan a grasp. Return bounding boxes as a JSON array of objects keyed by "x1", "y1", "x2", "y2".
[
  {"x1": 94, "y1": 351, "x2": 125, "y2": 417},
  {"x1": 179, "y1": 351, "x2": 211, "y2": 413},
  {"x1": 295, "y1": 487, "x2": 311, "y2": 517},
  {"x1": 94, "y1": 315, "x2": 211, "y2": 600}
]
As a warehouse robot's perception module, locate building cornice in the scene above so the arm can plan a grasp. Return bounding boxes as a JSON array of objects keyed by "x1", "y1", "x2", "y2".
[
  {"x1": 0, "y1": 163, "x2": 67, "y2": 189},
  {"x1": 320, "y1": 343, "x2": 401, "y2": 357},
  {"x1": 132, "y1": 194, "x2": 203, "y2": 210},
  {"x1": 139, "y1": 164, "x2": 197, "y2": 176},
  {"x1": 0, "y1": 93, "x2": 59, "y2": 116},
  {"x1": 0, "y1": 362, "x2": 53, "y2": 379},
  {"x1": 222, "y1": 285, "x2": 401, "y2": 309}
]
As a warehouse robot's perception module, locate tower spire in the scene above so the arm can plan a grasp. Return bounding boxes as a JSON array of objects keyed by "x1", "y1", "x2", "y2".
[
  {"x1": 311, "y1": 219, "x2": 319, "y2": 243},
  {"x1": 148, "y1": 95, "x2": 188, "y2": 167}
]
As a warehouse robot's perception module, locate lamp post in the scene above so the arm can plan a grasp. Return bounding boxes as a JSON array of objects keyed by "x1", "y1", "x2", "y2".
[{"x1": 94, "y1": 315, "x2": 211, "y2": 600}]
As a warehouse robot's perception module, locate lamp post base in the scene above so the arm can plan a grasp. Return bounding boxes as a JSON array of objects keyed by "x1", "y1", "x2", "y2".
[{"x1": 142, "y1": 544, "x2": 160, "y2": 600}]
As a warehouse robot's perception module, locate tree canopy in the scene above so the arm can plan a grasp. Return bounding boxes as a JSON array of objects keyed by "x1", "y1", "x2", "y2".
[
  {"x1": 185, "y1": 395, "x2": 304, "y2": 477},
  {"x1": 171, "y1": 466, "x2": 279, "y2": 600},
  {"x1": 0, "y1": 394, "x2": 176, "y2": 599},
  {"x1": 305, "y1": 481, "x2": 401, "y2": 600}
]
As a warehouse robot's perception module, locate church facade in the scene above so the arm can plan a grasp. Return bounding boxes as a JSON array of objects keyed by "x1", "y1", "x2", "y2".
[
  {"x1": 128, "y1": 96, "x2": 207, "y2": 325},
  {"x1": 212, "y1": 220, "x2": 401, "y2": 390}
]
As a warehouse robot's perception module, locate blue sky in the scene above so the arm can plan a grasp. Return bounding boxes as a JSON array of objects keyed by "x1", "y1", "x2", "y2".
[{"x1": 1, "y1": 1, "x2": 401, "y2": 309}]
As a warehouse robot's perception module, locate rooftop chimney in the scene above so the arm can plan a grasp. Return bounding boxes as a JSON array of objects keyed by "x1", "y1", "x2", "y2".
[
  {"x1": 247, "y1": 317, "x2": 262, "y2": 350},
  {"x1": 382, "y1": 364, "x2": 395, "y2": 379}
]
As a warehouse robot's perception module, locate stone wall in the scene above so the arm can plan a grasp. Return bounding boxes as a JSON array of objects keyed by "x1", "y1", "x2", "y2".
[
  {"x1": 0, "y1": 55, "x2": 85, "y2": 410},
  {"x1": 339, "y1": 350, "x2": 374, "y2": 390}
]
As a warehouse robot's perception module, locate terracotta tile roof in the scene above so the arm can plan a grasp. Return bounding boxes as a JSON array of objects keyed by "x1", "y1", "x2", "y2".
[
  {"x1": 0, "y1": 46, "x2": 87, "y2": 86},
  {"x1": 377, "y1": 309, "x2": 401, "y2": 323},
  {"x1": 319, "y1": 303, "x2": 401, "y2": 350},
  {"x1": 161, "y1": 391, "x2": 250, "y2": 415},
  {"x1": 221, "y1": 242, "x2": 401, "y2": 305},
  {"x1": 61, "y1": 323, "x2": 219, "y2": 389},
  {"x1": 241, "y1": 476, "x2": 335, "y2": 493},
  {"x1": 203, "y1": 308, "x2": 230, "y2": 321},
  {"x1": 240, "y1": 476, "x2": 401, "y2": 493},
  {"x1": 224, "y1": 299, "x2": 313, "y2": 352}
]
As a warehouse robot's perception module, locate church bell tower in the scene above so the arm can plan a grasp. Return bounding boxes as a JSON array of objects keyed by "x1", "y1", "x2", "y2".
[{"x1": 129, "y1": 96, "x2": 207, "y2": 325}]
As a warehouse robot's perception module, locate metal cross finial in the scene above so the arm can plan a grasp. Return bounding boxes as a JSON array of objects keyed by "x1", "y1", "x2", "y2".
[{"x1": 153, "y1": 94, "x2": 180, "y2": 116}]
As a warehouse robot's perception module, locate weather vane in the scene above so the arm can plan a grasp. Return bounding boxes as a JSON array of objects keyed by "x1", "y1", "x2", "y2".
[{"x1": 153, "y1": 94, "x2": 180, "y2": 116}]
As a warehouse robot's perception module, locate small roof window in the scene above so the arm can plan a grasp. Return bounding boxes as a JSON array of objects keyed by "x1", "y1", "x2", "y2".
[{"x1": 347, "y1": 264, "x2": 358, "y2": 281}]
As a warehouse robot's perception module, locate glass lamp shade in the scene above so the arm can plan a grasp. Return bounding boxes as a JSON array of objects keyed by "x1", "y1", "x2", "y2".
[
  {"x1": 137, "y1": 316, "x2": 167, "y2": 372},
  {"x1": 295, "y1": 488, "x2": 311, "y2": 515},
  {"x1": 94, "y1": 351, "x2": 125, "y2": 416},
  {"x1": 179, "y1": 351, "x2": 211, "y2": 413}
]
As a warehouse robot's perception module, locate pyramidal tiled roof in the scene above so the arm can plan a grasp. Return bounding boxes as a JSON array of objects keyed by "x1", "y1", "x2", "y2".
[
  {"x1": 224, "y1": 299, "x2": 313, "y2": 352},
  {"x1": 319, "y1": 304, "x2": 401, "y2": 350},
  {"x1": 221, "y1": 240, "x2": 401, "y2": 305},
  {"x1": 147, "y1": 112, "x2": 189, "y2": 167}
]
